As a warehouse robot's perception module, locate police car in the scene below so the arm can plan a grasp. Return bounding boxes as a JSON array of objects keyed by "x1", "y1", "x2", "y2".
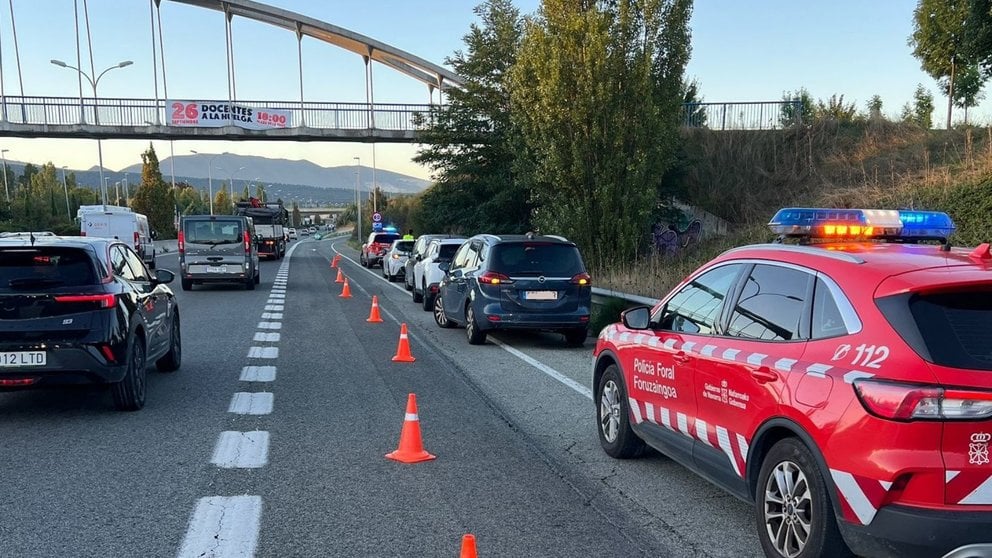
[{"x1": 593, "y1": 208, "x2": 992, "y2": 558}]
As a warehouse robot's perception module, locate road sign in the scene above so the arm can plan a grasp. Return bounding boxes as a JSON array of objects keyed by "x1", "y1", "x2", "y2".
[
  {"x1": 372, "y1": 222, "x2": 383, "y2": 232},
  {"x1": 372, "y1": 212, "x2": 382, "y2": 223}
]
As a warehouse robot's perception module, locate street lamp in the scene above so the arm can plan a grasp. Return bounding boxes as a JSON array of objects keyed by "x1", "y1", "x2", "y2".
[
  {"x1": 1, "y1": 148, "x2": 9, "y2": 203},
  {"x1": 354, "y1": 156, "x2": 361, "y2": 242},
  {"x1": 190, "y1": 150, "x2": 220, "y2": 215},
  {"x1": 51, "y1": 59, "x2": 132, "y2": 205},
  {"x1": 114, "y1": 181, "x2": 121, "y2": 205},
  {"x1": 60, "y1": 165, "x2": 70, "y2": 220}
]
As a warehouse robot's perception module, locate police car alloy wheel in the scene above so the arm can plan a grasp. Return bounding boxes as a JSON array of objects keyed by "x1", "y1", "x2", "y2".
[
  {"x1": 756, "y1": 439, "x2": 851, "y2": 558},
  {"x1": 596, "y1": 364, "x2": 644, "y2": 459}
]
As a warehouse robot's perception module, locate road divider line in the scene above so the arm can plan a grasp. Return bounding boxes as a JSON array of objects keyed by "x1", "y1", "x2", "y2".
[
  {"x1": 228, "y1": 392, "x2": 274, "y2": 415},
  {"x1": 257, "y1": 321, "x2": 282, "y2": 330},
  {"x1": 261, "y1": 313, "x2": 283, "y2": 320},
  {"x1": 253, "y1": 332, "x2": 280, "y2": 343},
  {"x1": 247, "y1": 346, "x2": 279, "y2": 359},
  {"x1": 240, "y1": 366, "x2": 276, "y2": 382},
  {"x1": 176, "y1": 495, "x2": 261, "y2": 558},
  {"x1": 269, "y1": 293, "x2": 286, "y2": 299},
  {"x1": 264, "y1": 305, "x2": 284, "y2": 312},
  {"x1": 211, "y1": 431, "x2": 270, "y2": 468},
  {"x1": 329, "y1": 239, "x2": 592, "y2": 401}
]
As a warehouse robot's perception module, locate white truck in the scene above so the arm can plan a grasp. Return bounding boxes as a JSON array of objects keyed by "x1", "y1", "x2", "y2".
[{"x1": 77, "y1": 205, "x2": 157, "y2": 269}]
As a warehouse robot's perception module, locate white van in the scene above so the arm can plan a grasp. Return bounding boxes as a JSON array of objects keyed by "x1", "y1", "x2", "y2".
[{"x1": 78, "y1": 205, "x2": 157, "y2": 269}]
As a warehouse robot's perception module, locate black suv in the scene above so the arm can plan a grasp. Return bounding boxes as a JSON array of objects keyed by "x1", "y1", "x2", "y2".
[
  {"x1": 0, "y1": 236, "x2": 181, "y2": 411},
  {"x1": 433, "y1": 234, "x2": 592, "y2": 346}
]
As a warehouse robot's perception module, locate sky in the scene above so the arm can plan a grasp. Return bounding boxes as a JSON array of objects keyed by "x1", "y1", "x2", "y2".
[{"x1": 0, "y1": 0, "x2": 977, "y2": 183}]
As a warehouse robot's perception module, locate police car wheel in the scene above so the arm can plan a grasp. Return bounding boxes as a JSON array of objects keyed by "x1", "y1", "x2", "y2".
[
  {"x1": 596, "y1": 364, "x2": 645, "y2": 459},
  {"x1": 756, "y1": 439, "x2": 852, "y2": 558}
]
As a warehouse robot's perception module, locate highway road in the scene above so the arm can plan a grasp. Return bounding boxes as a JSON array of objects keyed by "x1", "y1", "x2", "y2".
[{"x1": 0, "y1": 235, "x2": 761, "y2": 558}]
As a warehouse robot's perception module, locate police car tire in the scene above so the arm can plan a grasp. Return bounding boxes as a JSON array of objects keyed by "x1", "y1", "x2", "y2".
[
  {"x1": 596, "y1": 364, "x2": 645, "y2": 459},
  {"x1": 755, "y1": 439, "x2": 853, "y2": 558}
]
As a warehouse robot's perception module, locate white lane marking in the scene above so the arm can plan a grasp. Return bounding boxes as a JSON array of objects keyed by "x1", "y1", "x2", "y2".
[
  {"x1": 240, "y1": 366, "x2": 276, "y2": 382},
  {"x1": 264, "y1": 305, "x2": 284, "y2": 312},
  {"x1": 261, "y1": 313, "x2": 283, "y2": 320},
  {"x1": 266, "y1": 299, "x2": 282, "y2": 305},
  {"x1": 331, "y1": 240, "x2": 595, "y2": 402},
  {"x1": 176, "y1": 495, "x2": 261, "y2": 558},
  {"x1": 228, "y1": 392, "x2": 274, "y2": 415},
  {"x1": 257, "y1": 322, "x2": 282, "y2": 330},
  {"x1": 253, "y1": 332, "x2": 280, "y2": 342},
  {"x1": 248, "y1": 346, "x2": 279, "y2": 359},
  {"x1": 269, "y1": 293, "x2": 286, "y2": 299},
  {"x1": 490, "y1": 338, "x2": 593, "y2": 400},
  {"x1": 211, "y1": 431, "x2": 270, "y2": 468}
]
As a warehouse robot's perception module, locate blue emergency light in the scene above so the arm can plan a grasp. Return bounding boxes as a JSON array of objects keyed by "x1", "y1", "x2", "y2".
[{"x1": 768, "y1": 208, "x2": 956, "y2": 242}]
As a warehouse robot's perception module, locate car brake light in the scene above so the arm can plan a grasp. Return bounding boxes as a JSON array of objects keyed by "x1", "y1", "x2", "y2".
[
  {"x1": 243, "y1": 230, "x2": 251, "y2": 253},
  {"x1": 54, "y1": 294, "x2": 116, "y2": 308},
  {"x1": 134, "y1": 231, "x2": 140, "y2": 250},
  {"x1": 480, "y1": 271, "x2": 512, "y2": 285},
  {"x1": 100, "y1": 345, "x2": 116, "y2": 363},
  {"x1": 571, "y1": 272, "x2": 592, "y2": 286},
  {"x1": 178, "y1": 231, "x2": 185, "y2": 254},
  {"x1": 0, "y1": 378, "x2": 36, "y2": 386},
  {"x1": 854, "y1": 379, "x2": 992, "y2": 421}
]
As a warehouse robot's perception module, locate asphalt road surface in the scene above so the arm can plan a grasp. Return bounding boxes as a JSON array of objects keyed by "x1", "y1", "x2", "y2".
[{"x1": 0, "y1": 236, "x2": 761, "y2": 558}]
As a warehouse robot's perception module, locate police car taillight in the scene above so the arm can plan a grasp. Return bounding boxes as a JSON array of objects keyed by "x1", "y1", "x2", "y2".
[{"x1": 854, "y1": 379, "x2": 992, "y2": 421}]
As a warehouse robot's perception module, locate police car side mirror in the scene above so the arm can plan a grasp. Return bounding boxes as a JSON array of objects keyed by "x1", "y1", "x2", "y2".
[{"x1": 621, "y1": 306, "x2": 651, "y2": 330}]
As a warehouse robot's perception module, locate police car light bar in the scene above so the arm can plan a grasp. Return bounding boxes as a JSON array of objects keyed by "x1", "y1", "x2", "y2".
[{"x1": 768, "y1": 208, "x2": 956, "y2": 242}]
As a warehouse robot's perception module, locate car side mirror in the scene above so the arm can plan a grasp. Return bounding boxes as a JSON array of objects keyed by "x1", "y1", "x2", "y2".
[
  {"x1": 621, "y1": 306, "x2": 651, "y2": 330},
  {"x1": 151, "y1": 230, "x2": 159, "y2": 240},
  {"x1": 153, "y1": 269, "x2": 175, "y2": 285},
  {"x1": 438, "y1": 261, "x2": 451, "y2": 272}
]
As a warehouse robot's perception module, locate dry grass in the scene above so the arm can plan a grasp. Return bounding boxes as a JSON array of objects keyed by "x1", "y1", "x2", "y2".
[{"x1": 597, "y1": 122, "x2": 992, "y2": 296}]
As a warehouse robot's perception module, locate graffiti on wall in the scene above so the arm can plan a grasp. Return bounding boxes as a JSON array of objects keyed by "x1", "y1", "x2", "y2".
[{"x1": 652, "y1": 219, "x2": 702, "y2": 257}]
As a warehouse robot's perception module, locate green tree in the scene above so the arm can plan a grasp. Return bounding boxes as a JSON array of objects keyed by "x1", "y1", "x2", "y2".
[
  {"x1": 903, "y1": 83, "x2": 936, "y2": 128},
  {"x1": 509, "y1": 0, "x2": 693, "y2": 267},
  {"x1": 867, "y1": 94, "x2": 884, "y2": 121},
  {"x1": 682, "y1": 78, "x2": 706, "y2": 127},
  {"x1": 910, "y1": 0, "x2": 974, "y2": 128},
  {"x1": 130, "y1": 144, "x2": 177, "y2": 238},
  {"x1": 255, "y1": 184, "x2": 266, "y2": 202},
  {"x1": 214, "y1": 183, "x2": 233, "y2": 215},
  {"x1": 291, "y1": 200, "x2": 301, "y2": 227},
  {"x1": 943, "y1": 63, "x2": 986, "y2": 123},
  {"x1": 241, "y1": 183, "x2": 251, "y2": 201},
  {"x1": 413, "y1": 0, "x2": 531, "y2": 235},
  {"x1": 814, "y1": 94, "x2": 858, "y2": 123},
  {"x1": 780, "y1": 88, "x2": 814, "y2": 126}
]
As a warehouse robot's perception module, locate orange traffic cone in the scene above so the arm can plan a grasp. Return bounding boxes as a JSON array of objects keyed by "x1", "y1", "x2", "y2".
[
  {"x1": 386, "y1": 393, "x2": 436, "y2": 463},
  {"x1": 460, "y1": 534, "x2": 478, "y2": 558},
  {"x1": 331, "y1": 254, "x2": 341, "y2": 268},
  {"x1": 391, "y1": 323, "x2": 415, "y2": 362},
  {"x1": 366, "y1": 295, "x2": 384, "y2": 323},
  {"x1": 335, "y1": 268, "x2": 345, "y2": 283},
  {"x1": 339, "y1": 278, "x2": 352, "y2": 298}
]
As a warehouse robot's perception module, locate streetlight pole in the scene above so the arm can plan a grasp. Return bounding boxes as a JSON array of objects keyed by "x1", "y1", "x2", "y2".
[
  {"x1": 114, "y1": 181, "x2": 121, "y2": 205},
  {"x1": 353, "y1": 156, "x2": 361, "y2": 242},
  {"x1": 190, "y1": 150, "x2": 219, "y2": 215},
  {"x1": 123, "y1": 172, "x2": 129, "y2": 206},
  {"x1": 61, "y1": 166, "x2": 70, "y2": 220},
  {"x1": 1, "y1": 148, "x2": 9, "y2": 203},
  {"x1": 51, "y1": 60, "x2": 134, "y2": 205},
  {"x1": 51, "y1": 58, "x2": 133, "y2": 205}
]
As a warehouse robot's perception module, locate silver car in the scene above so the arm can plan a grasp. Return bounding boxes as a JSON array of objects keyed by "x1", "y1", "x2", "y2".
[
  {"x1": 179, "y1": 215, "x2": 261, "y2": 291},
  {"x1": 382, "y1": 239, "x2": 415, "y2": 282}
]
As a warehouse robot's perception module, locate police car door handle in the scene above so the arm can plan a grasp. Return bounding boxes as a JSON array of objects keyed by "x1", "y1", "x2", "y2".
[
  {"x1": 749, "y1": 366, "x2": 778, "y2": 384},
  {"x1": 673, "y1": 351, "x2": 691, "y2": 364}
]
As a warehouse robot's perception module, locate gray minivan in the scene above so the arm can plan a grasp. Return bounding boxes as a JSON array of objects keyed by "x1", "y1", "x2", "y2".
[{"x1": 179, "y1": 215, "x2": 260, "y2": 291}]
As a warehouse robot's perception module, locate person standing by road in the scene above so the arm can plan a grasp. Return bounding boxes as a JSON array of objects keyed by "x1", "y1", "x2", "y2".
[{"x1": 403, "y1": 229, "x2": 415, "y2": 240}]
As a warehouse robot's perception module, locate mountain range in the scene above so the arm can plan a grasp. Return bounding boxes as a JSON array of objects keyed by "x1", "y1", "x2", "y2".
[{"x1": 3, "y1": 153, "x2": 431, "y2": 206}]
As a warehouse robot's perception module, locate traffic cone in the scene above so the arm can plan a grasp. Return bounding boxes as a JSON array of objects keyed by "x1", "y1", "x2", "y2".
[
  {"x1": 366, "y1": 295, "x2": 384, "y2": 323},
  {"x1": 331, "y1": 254, "x2": 341, "y2": 268},
  {"x1": 391, "y1": 323, "x2": 416, "y2": 362},
  {"x1": 335, "y1": 268, "x2": 345, "y2": 283},
  {"x1": 385, "y1": 393, "x2": 435, "y2": 463},
  {"x1": 339, "y1": 278, "x2": 352, "y2": 298},
  {"x1": 460, "y1": 534, "x2": 478, "y2": 558}
]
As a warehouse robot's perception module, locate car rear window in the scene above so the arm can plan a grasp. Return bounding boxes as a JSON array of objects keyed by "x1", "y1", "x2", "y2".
[
  {"x1": 393, "y1": 240, "x2": 414, "y2": 252},
  {"x1": 373, "y1": 233, "x2": 400, "y2": 245},
  {"x1": 185, "y1": 220, "x2": 243, "y2": 244},
  {"x1": 0, "y1": 247, "x2": 99, "y2": 291},
  {"x1": 437, "y1": 243, "x2": 460, "y2": 260},
  {"x1": 491, "y1": 243, "x2": 585, "y2": 276},
  {"x1": 881, "y1": 290, "x2": 992, "y2": 371}
]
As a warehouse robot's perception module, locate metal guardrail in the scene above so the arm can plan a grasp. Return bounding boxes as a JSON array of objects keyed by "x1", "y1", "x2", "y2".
[
  {"x1": 591, "y1": 287, "x2": 660, "y2": 307},
  {"x1": 0, "y1": 96, "x2": 435, "y2": 132},
  {"x1": 681, "y1": 100, "x2": 802, "y2": 130}
]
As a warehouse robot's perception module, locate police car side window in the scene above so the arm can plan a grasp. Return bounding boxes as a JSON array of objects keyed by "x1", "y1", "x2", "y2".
[
  {"x1": 812, "y1": 278, "x2": 848, "y2": 339},
  {"x1": 657, "y1": 264, "x2": 742, "y2": 335},
  {"x1": 727, "y1": 264, "x2": 811, "y2": 341}
]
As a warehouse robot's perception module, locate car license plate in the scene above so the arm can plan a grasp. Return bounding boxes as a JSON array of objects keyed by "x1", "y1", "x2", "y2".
[
  {"x1": 208, "y1": 265, "x2": 228, "y2": 273},
  {"x1": 524, "y1": 290, "x2": 558, "y2": 301},
  {"x1": 0, "y1": 351, "x2": 46, "y2": 367}
]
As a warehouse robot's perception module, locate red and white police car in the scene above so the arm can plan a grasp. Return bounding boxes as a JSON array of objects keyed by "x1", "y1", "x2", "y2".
[{"x1": 593, "y1": 208, "x2": 992, "y2": 558}]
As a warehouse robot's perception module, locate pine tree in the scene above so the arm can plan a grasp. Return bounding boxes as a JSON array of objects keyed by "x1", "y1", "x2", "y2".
[{"x1": 130, "y1": 144, "x2": 177, "y2": 238}]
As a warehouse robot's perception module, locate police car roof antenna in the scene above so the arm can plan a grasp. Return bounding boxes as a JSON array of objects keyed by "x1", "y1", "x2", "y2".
[{"x1": 941, "y1": 237, "x2": 952, "y2": 252}]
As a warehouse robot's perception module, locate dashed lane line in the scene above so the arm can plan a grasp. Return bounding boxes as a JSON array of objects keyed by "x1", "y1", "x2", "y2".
[
  {"x1": 211, "y1": 431, "x2": 270, "y2": 469},
  {"x1": 176, "y1": 495, "x2": 261, "y2": 558},
  {"x1": 228, "y1": 392, "x2": 275, "y2": 415},
  {"x1": 240, "y1": 365, "x2": 277, "y2": 382},
  {"x1": 247, "y1": 346, "x2": 279, "y2": 359},
  {"x1": 253, "y1": 332, "x2": 280, "y2": 342}
]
